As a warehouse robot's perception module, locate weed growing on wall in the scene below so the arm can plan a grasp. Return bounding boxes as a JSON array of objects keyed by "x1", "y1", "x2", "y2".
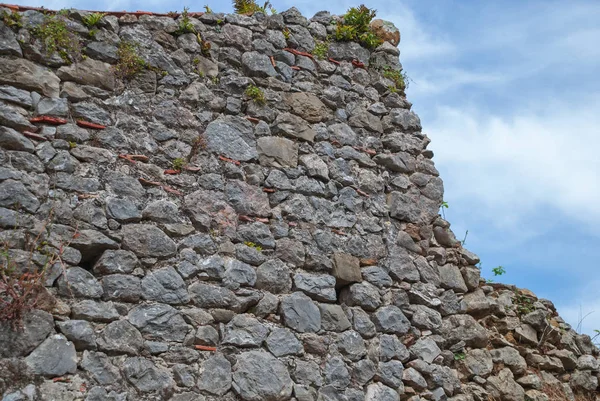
[
  {"x1": 1, "y1": 10, "x2": 23, "y2": 30},
  {"x1": 114, "y1": 41, "x2": 147, "y2": 80},
  {"x1": 334, "y1": 5, "x2": 382, "y2": 49},
  {"x1": 81, "y1": 12, "x2": 105, "y2": 28},
  {"x1": 32, "y1": 14, "x2": 82, "y2": 63},
  {"x1": 312, "y1": 41, "x2": 330, "y2": 60},
  {"x1": 175, "y1": 7, "x2": 196, "y2": 35},
  {"x1": 244, "y1": 85, "x2": 266, "y2": 105},
  {"x1": 233, "y1": 0, "x2": 276, "y2": 15},
  {"x1": 382, "y1": 66, "x2": 408, "y2": 92}
]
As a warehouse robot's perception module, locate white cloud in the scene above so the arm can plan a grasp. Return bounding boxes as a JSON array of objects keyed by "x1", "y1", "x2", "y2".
[
  {"x1": 423, "y1": 97, "x2": 600, "y2": 236},
  {"x1": 556, "y1": 281, "x2": 600, "y2": 339}
]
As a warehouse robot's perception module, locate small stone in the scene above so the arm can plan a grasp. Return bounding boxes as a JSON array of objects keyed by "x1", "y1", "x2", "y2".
[
  {"x1": 71, "y1": 300, "x2": 120, "y2": 322},
  {"x1": 332, "y1": 252, "x2": 362, "y2": 287},
  {"x1": 122, "y1": 356, "x2": 175, "y2": 395},
  {"x1": 25, "y1": 334, "x2": 77, "y2": 378},
  {"x1": 319, "y1": 304, "x2": 351, "y2": 332},
  {"x1": 232, "y1": 350, "x2": 293, "y2": 401},
  {"x1": 57, "y1": 320, "x2": 97, "y2": 351},
  {"x1": 223, "y1": 314, "x2": 269, "y2": 347},
  {"x1": 121, "y1": 224, "x2": 177, "y2": 259},
  {"x1": 372, "y1": 305, "x2": 411, "y2": 335},
  {"x1": 57, "y1": 266, "x2": 103, "y2": 299},
  {"x1": 281, "y1": 292, "x2": 321, "y2": 333},
  {"x1": 97, "y1": 320, "x2": 144, "y2": 355},
  {"x1": 266, "y1": 327, "x2": 303, "y2": 357},
  {"x1": 141, "y1": 267, "x2": 190, "y2": 305},
  {"x1": 198, "y1": 353, "x2": 232, "y2": 396}
]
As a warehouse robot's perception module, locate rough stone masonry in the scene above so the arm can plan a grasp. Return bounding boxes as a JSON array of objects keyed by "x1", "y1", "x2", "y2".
[{"x1": 0, "y1": 4, "x2": 599, "y2": 401}]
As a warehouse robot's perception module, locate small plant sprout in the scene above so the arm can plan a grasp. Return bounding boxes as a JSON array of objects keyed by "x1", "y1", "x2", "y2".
[
  {"x1": 453, "y1": 352, "x2": 466, "y2": 361},
  {"x1": 334, "y1": 5, "x2": 382, "y2": 49},
  {"x1": 203, "y1": 5, "x2": 213, "y2": 13},
  {"x1": 175, "y1": 7, "x2": 196, "y2": 35},
  {"x1": 244, "y1": 241, "x2": 263, "y2": 252},
  {"x1": 82, "y1": 12, "x2": 105, "y2": 28},
  {"x1": 233, "y1": 0, "x2": 276, "y2": 15},
  {"x1": 382, "y1": 66, "x2": 409, "y2": 92},
  {"x1": 244, "y1": 85, "x2": 266, "y2": 105},
  {"x1": 1, "y1": 10, "x2": 23, "y2": 30},
  {"x1": 492, "y1": 266, "x2": 506, "y2": 276},
  {"x1": 32, "y1": 13, "x2": 82, "y2": 63},
  {"x1": 282, "y1": 27, "x2": 290, "y2": 40},
  {"x1": 440, "y1": 201, "x2": 449, "y2": 219},
  {"x1": 172, "y1": 157, "x2": 187, "y2": 171},
  {"x1": 114, "y1": 41, "x2": 147, "y2": 80},
  {"x1": 312, "y1": 41, "x2": 329, "y2": 60},
  {"x1": 461, "y1": 230, "x2": 469, "y2": 246}
]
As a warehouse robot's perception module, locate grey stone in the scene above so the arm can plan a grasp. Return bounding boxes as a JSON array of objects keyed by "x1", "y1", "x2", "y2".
[
  {"x1": 372, "y1": 305, "x2": 411, "y2": 335},
  {"x1": 256, "y1": 259, "x2": 292, "y2": 293},
  {"x1": 232, "y1": 350, "x2": 293, "y2": 401},
  {"x1": 97, "y1": 320, "x2": 144, "y2": 355},
  {"x1": 142, "y1": 200, "x2": 179, "y2": 223},
  {"x1": 294, "y1": 272, "x2": 337, "y2": 302},
  {"x1": 0, "y1": 22, "x2": 22, "y2": 56},
  {"x1": 0, "y1": 309, "x2": 54, "y2": 357},
  {"x1": 328, "y1": 41, "x2": 370, "y2": 66},
  {"x1": 0, "y1": 179, "x2": 40, "y2": 212},
  {"x1": 81, "y1": 351, "x2": 121, "y2": 385},
  {"x1": 440, "y1": 314, "x2": 488, "y2": 348},
  {"x1": 319, "y1": 304, "x2": 351, "y2": 332},
  {"x1": 380, "y1": 334, "x2": 410, "y2": 362},
  {"x1": 0, "y1": 85, "x2": 32, "y2": 108},
  {"x1": 172, "y1": 364, "x2": 196, "y2": 388},
  {"x1": 489, "y1": 347, "x2": 528, "y2": 376},
  {"x1": 226, "y1": 180, "x2": 271, "y2": 216},
  {"x1": 299, "y1": 153, "x2": 329, "y2": 181},
  {"x1": 223, "y1": 258, "x2": 257, "y2": 289},
  {"x1": 223, "y1": 314, "x2": 269, "y2": 347},
  {"x1": 57, "y1": 266, "x2": 104, "y2": 299},
  {"x1": 198, "y1": 353, "x2": 232, "y2": 395},
  {"x1": 0, "y1": 126, "x2": 34, "y2": 152},
  {"x1": 69, "y1": 229, "x2": 119, "y2": 262},
  {"x1": 72, "y1": 101, "x2": 112, "y2": 126},
  {"x1": 84, "y1": 41, "x2": 118, "y2": 63},
  {"x1": 337, "y1": 330, "x2": 366, "y2": 361},
  {"x1": 485, "y1": 368, "x2": 525, "y2": 401},
  {"x1": 365, "y1": 383, "x2": 400, "y2": 401},
  {"x1": 25, "y1": 334, "x2": 77, "y2": 378},
  {"x1": 411, "y1": 304, "x2": 443, "y2": 330},
  {"x1": 340, "y1": 282, "x2": 381, "y2": 311},
  {"x1": 463, "y1": 349, "x2": 493, "y2": 378},
  {"x1": 378, "y1": 360, "x2": 405, "y2": 388},
  {"x1": 189, "y1": 282, "x2": 241, "y2": 311},
  {"x1": 273, "y1": 112, "x2": 316, "y2": 142},
  {"x1": 57, "y1": 320, "x2": 97, "y2": 351},
  {"x1": 242, "y1": 51, "x2": 278, "y2": 77},
  {"x1": 122, "y1": 224, "x2": 177, "y2": 258},
  {"x1": 266, "y1": 327, "x2": 303, "y2": 356},
  {"x1": 0, "y1": 57, "x2": 60, "y2": 97},
  {"x1": 141, "y1": 267, "x2": 189, "y2": 305},
  {"x1": 101, "y1": 274, "x2": 141, "y2": 302},
  {"x1": 71, "y1": 300, "x2": 120, "y2": 322},
  {"x1": 57, "y1": 58, "x2": 116, "y2": 91},
  {"x1": 285, "y1": 92, "x2": 329, "y2": 123},
  {"x1": 106, "y1": 197, "x2": 141, "y2": 223},
  {"x1": 128, "y1": 303, "x2": 190, "y2": 342},
  {"x1": 122, "y1": 357, "x2": 175, "y2": 395},
  {"x1": 205, "y1": 117, "x2": 258, "y2": 162},
  {"x1": 324, "y1": 356, "x2": 350, "y2": 390},
  {"x1": 438, "y1": 263, "x2": 468, "y2": 293},
  {"x1": 281, "y1": 292, "x2": 321, "y2": 333},
  {"x1": 257, "y1": 136, "x2": 299, "y2": 167},
  {"x1": 409, "y1": 337, "x2": 441, "y2": 363},
  {"x1": 93, "y1": 250, "x2": 138, "y2": 275}
]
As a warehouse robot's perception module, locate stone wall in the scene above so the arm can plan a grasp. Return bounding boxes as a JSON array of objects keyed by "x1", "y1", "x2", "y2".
[{"x1": 0, "y1": 5, "x2": 598, "y2": 401}]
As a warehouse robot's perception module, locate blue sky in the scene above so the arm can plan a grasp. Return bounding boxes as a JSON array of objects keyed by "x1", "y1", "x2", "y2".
[{"x1": 15, "y1": 0, "x2": 600, "y2": 335}]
